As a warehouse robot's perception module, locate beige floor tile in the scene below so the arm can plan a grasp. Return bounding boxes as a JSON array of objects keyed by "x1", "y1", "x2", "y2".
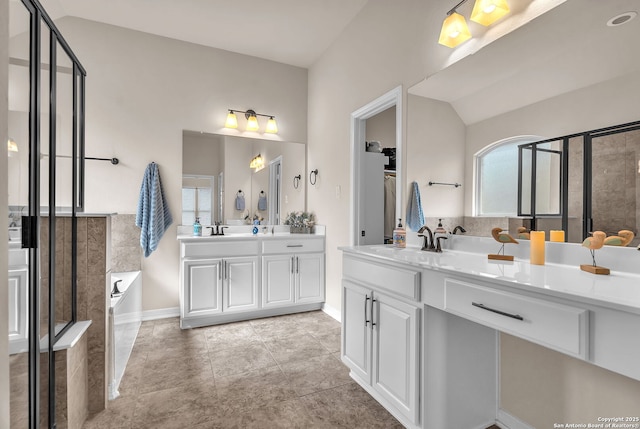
[
  {"x1": 263, "y1": 332, "x2": 330, "y2": 365},
  {"x1": 280, "y1": 353, "x2": 352, "y2": 396},
  {"x1": 300, "y1": 382, "x2": 403, "y2": 428},
  {"x1": 137, "y1": 353, "x2": 214, "y2": 394},
  {"x1": 84, "y1": 311, "x2": 401, "y2": 429},
  {"x1": 131, "y1": 382, "x2": 218, "y2": 427},
  {"x1": 214, "y1": 366, "x2": 297, "y2": 415},
  {"x1": 209, "y1": 342, "x2": 278, "y2": 377}
]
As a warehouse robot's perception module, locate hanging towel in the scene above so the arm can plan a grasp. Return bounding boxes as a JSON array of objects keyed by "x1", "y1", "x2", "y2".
[
  {"x1": 258, "y1": 192, "x2": 267, "y2": 211},
  {"x1": 235, "y1": 191, "x2": 245, "y2": 211},
  {"x1": 406, "y1": 181, "x2": 425, "y2": 232},
  {"x1": 135, "y1": 162, "x2": 173, "y2": 257}
]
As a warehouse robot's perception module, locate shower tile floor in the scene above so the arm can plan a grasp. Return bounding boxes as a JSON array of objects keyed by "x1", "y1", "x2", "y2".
[{"x1": 83, "y1": 310, "x2": 404, "y2": 428}]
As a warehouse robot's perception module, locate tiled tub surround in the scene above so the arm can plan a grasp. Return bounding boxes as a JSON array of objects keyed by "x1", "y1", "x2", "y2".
[
  {"x1": 110, "y1": 214, "x2": 142, "y2": 273},
  {"x1": 341, "y1": 236, "x2": 640, "y2": 429},
  {"x1": 82, "y1": 311, "x2": 404, "y2": 428}
]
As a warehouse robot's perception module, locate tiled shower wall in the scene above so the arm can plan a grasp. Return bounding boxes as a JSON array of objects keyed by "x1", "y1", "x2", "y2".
[{"x1": 111, "y1": 214, "x2": 141, "y2": 273}]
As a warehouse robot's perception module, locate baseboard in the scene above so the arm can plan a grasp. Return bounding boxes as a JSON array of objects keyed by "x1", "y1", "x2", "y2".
[
  {"x1": 322, "y1": 302, "x2": 341, "y2": 322},
  {"x1": 141, "y1": 307, "x2": 180, "y2": 321},
  {"x1": 496, "y1": 409, "x2": 535, "y2": 429}
]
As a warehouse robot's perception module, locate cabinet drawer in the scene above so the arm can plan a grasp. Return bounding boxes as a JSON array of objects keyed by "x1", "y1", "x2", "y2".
[
  {"x1": 444, "y1": 279, "x2": 588, "y2": 359},
  {"x1": 343, "y1": 255, "x2": 420, "y2": 302},
  {"x1": 262, "y1": 238, "x2": 324, "y2": 254},
  {"x1": 182, "y1": 241, "x2": 258, "y2": 258}
]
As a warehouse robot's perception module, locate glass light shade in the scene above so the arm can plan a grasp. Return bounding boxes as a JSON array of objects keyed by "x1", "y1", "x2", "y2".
[
  {"x1": 7, "y1": 138, "x2": 18, "y2": 156},
  {"x1": 225, "y1": 111, "x2": 238, "y2": 129},
  {"x1": 250, "y1": 154, "x2": 265, "y2": 170},
  {"x1": 438, "y1": 12, "x2": 472, "y2": 48},
  {"x1": 470, "y1": 0, "x2": 510, "y2": 26},
  {"x1": 246, "y1": 114, "x2": 260, "y2": 132},
  {"x1": 265, "y1": 117, "x2": 278, "y2": 134}
]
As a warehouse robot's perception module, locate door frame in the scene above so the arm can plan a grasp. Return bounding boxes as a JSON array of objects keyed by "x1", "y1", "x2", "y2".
[{"x1": 350, "y1": 86, "x2": 403, "y2": 246}]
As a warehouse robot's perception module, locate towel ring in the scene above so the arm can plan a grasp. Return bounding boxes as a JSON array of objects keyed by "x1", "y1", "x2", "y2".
[
  {"x1": 293, "y1": 175, "x2": 301, "y2": 189},
  {"x1": 310, "y1": 169, "x2": 319, "y2": 186}
]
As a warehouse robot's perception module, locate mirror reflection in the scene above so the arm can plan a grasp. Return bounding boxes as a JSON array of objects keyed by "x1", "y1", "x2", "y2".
[
  {"x1": 181, "y1": 131, "x2": 305, "y2": 226},
  {"x1": 407, "y1": 0, "x2": 640, "y2": 246}
]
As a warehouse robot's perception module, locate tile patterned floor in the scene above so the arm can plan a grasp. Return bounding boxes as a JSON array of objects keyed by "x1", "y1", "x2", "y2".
[{"x1": 83, "y1": 310, "x2": 404, "y2": 429}]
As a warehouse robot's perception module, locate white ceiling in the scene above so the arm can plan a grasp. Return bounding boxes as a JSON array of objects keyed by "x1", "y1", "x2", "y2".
[
  {"x1": 410, "y1": 0, "x2": 640, "y2": 124},
  {"x1": 39, "y1": 0, "x2": 369, "y2": 68}
]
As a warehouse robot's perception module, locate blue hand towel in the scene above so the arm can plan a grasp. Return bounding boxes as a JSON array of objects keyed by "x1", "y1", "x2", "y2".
[
  {"x1": 135, "y1": 162, "x2": 173, "y2": 257},
  {"x1": 258, "y1": 193, "x2": 267, "y2": 211},
  {"x1": 406, "y1": 181, "x2": 425, "y2": 232},
  {"x1": 235, "y1": 192, "x2": 245, "y2": 211}
]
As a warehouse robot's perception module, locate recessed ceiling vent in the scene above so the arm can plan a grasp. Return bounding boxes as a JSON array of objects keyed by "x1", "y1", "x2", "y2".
[{"x1": 606, "y1": 11, "x2": 637, "y2": 27}]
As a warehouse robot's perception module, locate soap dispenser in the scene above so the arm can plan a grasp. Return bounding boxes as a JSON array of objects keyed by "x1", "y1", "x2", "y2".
[
  {"x1": 193, "y1": 217, "x2": 202, "y2": 237},
  {"x1": 393, "y1": 219, "x2": 406, "y2": 248}
]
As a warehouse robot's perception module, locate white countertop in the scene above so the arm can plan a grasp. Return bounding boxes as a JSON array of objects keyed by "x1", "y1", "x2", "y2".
[
  {"x1": 177, "y1": 225, "x2": 325, "y2": 242},
  {"x1": 341, "y1": 244, "x2": 640, "y2": 315}
]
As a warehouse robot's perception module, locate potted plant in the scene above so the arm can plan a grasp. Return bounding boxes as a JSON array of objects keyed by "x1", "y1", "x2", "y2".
[{"x1": 284, "y1": 211, "x2": 316, "y2": 233}]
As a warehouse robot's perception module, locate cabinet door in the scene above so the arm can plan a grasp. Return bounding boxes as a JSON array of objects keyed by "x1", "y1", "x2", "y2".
[
  {"x1": 372, "y1": 291, "x2": 420, "y2": 424},
  {"x1": 8, "y1": 268, "x2": 28, "y2": 354},
  {"x1": 182, "y1": 259, "x2": 222, "y2": 318},
  {"x1": 262, "y1": 255, "x2": 295, "y2": 308},
  {"x1": 341, "y1": 280, "x2": 372, "y2": 383},
  {"x1": 296, "y1": 253, "x2": 325, "y2": 303},
  {"x1": 223, "y1": 257, "x2": 259, "y2": 312}
]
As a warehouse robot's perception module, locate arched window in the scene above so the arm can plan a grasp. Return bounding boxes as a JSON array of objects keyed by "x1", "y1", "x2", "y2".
[{"x1": 474, "y1": 135, "x2": 544, "y2": 216}]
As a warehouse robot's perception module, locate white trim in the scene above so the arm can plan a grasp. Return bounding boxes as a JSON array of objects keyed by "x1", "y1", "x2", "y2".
[
  {"x1": 496, "y1": 409, "x2": 535, "y2": 429},
  {"x1": 142, "y1": 307, "x2": 180, "y2": 321},
  {"x1": 322, "y1": 302, "x2": 341, "y2": 322},
  {"x1": 350, "y1": 85, "x2": 403, "y2": 246}
]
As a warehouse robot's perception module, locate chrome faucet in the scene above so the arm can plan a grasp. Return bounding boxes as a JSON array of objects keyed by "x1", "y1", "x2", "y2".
[{"x1": 418, "y1": 225, "x2": 448, "y2": 252}]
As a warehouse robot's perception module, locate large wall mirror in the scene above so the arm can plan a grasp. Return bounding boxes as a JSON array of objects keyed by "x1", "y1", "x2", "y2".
[
  {"x1": 407, "y1": 0, "x2": 640, "y2": 245},
  {"x1": 181, "y1": 131, "x2": 306, "y2": 226}
]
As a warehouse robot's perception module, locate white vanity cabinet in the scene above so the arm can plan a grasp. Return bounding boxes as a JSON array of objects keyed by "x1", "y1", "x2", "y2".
[
  {"x1": 8, "y1": 266, "x2": 29, "y2": 354},
  {"x1": 8, "y1": 248, "x2": 29, "y2": 355},
  {"x1": 182, "y1": 258, "x2": 223, "y2": 319},
  {"x1": 180, "y1": 239, "x2": 259, "y2": 328},
  {"x1": 342, "y1": 244, "x2": 640, "y2": 429},
  {"x1": 261, "y1": 238, "x2": 325, "y2": 308},
  {"x1": 179, "y1": 233, "x2": 325, "y2": 328},
  {"x1": 342, "y1": 255, "x2": 421, "y2": 427},
  {"x1": 222, "y1": 256, "x2": 259, "y2": 313}
]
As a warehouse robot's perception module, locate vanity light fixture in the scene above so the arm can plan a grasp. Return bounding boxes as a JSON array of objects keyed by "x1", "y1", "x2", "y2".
[
  {"x1": 250, "y1": 154, "x2": 265, "y2": 171},
  {"x1": 439, "y1": 0, "x2": 510, "y2": 48},
  {"x1": 7, "y1": 138, "x2": 18, "y2": 156},
  {"x1": 225, "y1": 109, "x2": 278, "y2": 134}
]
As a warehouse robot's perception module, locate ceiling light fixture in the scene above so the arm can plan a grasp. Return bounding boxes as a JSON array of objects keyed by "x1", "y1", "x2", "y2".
[
  {"x1": 225, "y1": 109, "x2": 278, "y2": 134},
  {"x1": 439, "y1": 0, "x2": 510, "y2": 48}
]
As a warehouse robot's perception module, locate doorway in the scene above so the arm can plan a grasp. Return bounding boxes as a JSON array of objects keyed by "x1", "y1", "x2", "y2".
[{"x1": 350, "y1": 86, "x2": 403, "y2": 246}]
